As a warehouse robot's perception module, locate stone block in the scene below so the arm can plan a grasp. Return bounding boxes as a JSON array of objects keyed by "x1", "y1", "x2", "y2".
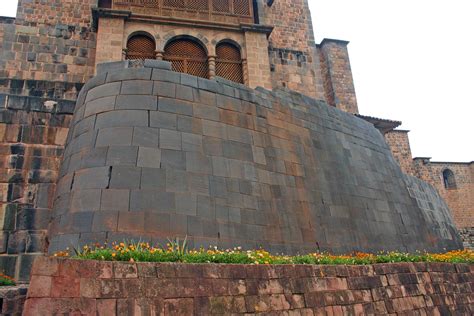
[
  {"x1": 158, "y1": 97, "x2": 193, "y2": 116},
  {"x1": 176, "y1": 84, "x2": 194, "y2": 101},
  {"x1": 70, "y1": 189, "x2": 102, "y2": 212},
  {"x1": 193, "y1": 103, "x2": 220, "y2": 121},
  {"x1": 81, "y1": 147, "x2": 108, "y2": 168},
  {"x1": 73, "y1": 115, "x2": 96, "y2": 138},
  {"x1": 109, "y1": 166, "x2": 141, "y2": 189},
  {"x1": 107, "y1": 68, "x2": 152, "y2": 82},
  {"x1": 175, "y1": 193, "x2": 197, "y2": 215},
  {"x1": 153, "y1": 81, "x2": 176, "y2": 98},
  {"x1": 132, "y1": 127, "x2": 160, "y2": 147},
  {"x1": 96, "y1": 60, "x2": 129, "y2": 74},
  {"x1": 180, "y1": 74, "x2": 198, "y2": 87},
  {"x1": 150, "y1": 111, "x2": 177, "y2": 129},
  {"x1": 84, "y1": 95, "x2": 115, "y2": 117},
  {"x1": 17, "y1": 253, "x2": 43, "y2": 283},
  {"x1": 115, "y1": 95, "x2": 157, "y2": 110},
  {"x1": 161, "y1": 150, "x2": 186, "y2": 170},
  {"x1": 193, "y1": 89, "x2": 216, "y2": 106},
  {"x1": 140, "y1": 168, "x2": 166, "y2": 190},
  {"x1": 95, "y1": 110, "x2": 148, "y2": 129},
  {"x1": 144, "y1": 59, "x2": 172, "y2": 70},
  {"x1": 121, "y1": 80, "x2": 153, "y2": 95},
  {"x1": 86, "y1": 82, "x2": 121, "y2": 103},
  {"x1": 182, "y1": 132, "x2": 203, "y2": 152},
  {"x1": 137, "y1": 147, "x2": 161, "y2": 168},
  {"x1": 130, "y1": 190, "x2": 176, "y2": 212},
  {"x1": 186, "y1": 152, "x2": 211, "y2": 174},
  {"x1": 152, "y1": 69, "x2": 181, "y2": 83},
  {"x1": 73, "y1": 166, "x2": 110, "y2": 190},
  {"x1": 106, "y1": 146, "x2": 138, "y2": 166},
  {"x1": 101, "y1": 189, "x2": 130, "y2": 211},
  {"x1": 160, "y1": 129, "x2": 182, "y2": 150},
  {"x1": 92, "y1": 211, "x2": 119, "y2": 232},
  {"x1": 177, "y1": 116, "x2": 203, "y2": 134},
  {"x1": 118, "y1": 211, "x2": 145, "y2": 232},
  {"x1": 198, "y1": 77, "x2": 222, "y2": 93},
  {"x1": 145, "y1": 212, "x2": 170, "y2": 234},
  {"x1": 96, "y1": 127, "x2": 134, "y2": 147}
]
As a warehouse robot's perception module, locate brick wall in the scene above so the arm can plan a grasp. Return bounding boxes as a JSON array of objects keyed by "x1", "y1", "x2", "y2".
[{"x1": 23, "y1": 257, "x2": 474, "y2": 315}]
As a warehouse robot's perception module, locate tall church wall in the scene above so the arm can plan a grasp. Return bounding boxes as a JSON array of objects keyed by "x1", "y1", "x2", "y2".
[
  {"x1": 412, "y1": 160, "x2": 473, "y2": 230},
  {"x1": 0, "y1": 0, "x2": 98, "y2": 281},
  {"x1": 257, "y1": 0, "x2": 325, "y2": 100}
]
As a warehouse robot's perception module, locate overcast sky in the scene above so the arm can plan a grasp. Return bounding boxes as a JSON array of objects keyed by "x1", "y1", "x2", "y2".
[{"x1": 1, "y1": 0, "x2": 472, "y2": 162}]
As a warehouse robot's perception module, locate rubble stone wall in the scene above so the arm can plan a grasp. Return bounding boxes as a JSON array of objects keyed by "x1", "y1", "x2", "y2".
[{"x1": 23, "y1": 257, "x2": 474, "y2": 315}]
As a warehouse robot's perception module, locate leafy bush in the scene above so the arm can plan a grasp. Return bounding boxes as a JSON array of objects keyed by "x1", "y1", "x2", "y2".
[{"x1": 54, "y1": 240, "x2": 474, "y2": 265}]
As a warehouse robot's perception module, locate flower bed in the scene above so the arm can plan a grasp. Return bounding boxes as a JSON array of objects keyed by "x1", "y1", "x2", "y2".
[{"x1": 54, "y1": 241, "x2": 474, "y2": 265}]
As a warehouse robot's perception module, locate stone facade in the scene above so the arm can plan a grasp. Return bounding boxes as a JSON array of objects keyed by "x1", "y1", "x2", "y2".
[
  {"x1": 23, "y1": 257, "x2": 474, "y2": 315},
  {"x1": 48, "y1": 61, "x2": 461, "y2": 255},
  {"x1": 384, "y1": 129, "x2": 473, "y2": 247}
]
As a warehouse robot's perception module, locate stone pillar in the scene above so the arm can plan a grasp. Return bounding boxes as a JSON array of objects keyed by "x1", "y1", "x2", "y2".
[
  {"x1": 155, "y1": 51, "x2": 164, "y2": 60},
  {"x1": 95, "y1": 17, "x2": 125, "y2": 71},
  {"x1": 318, "y1": 39, "x2": 359, "y2": 114},
  {"x1": 244, "y1": 31, "x2": 272, "y2": 90},
  {"x1": 208, "y1": 55, "x2": 216, "y2": 79}
]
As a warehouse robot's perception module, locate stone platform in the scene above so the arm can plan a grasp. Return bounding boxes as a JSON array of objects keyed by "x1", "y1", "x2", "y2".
[{"x1": 22, "y1": 257, "x2": 474, "y2": 315}]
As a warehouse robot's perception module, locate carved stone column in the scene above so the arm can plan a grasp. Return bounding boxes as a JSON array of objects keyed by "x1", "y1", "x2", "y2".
[
  {"x1": 155, "y1": 50, "x2": 164, "y2": 60},
  {"x1": 208, "y1": 55, "x2": 216, "y2": 79}
]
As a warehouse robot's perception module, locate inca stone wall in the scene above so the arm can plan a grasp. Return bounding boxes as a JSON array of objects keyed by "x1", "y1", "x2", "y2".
[
  {"x1": 24, "y1": 257, "x2": 474, "y2": 315},
  {"x1": 0, "y1": 0, "x2": 98, "y2": 281},
  {"x1": 48, "y1": 61, "x2": 462, "y2": 254}
]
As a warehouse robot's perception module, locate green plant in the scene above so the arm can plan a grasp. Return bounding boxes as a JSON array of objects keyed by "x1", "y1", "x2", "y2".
[{"x1": 0, "y1": 272, "x2": 15, "y2": 286}]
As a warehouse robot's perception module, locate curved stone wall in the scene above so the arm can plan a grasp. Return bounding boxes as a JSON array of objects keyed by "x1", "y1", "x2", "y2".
[{"x1": 48, "y1": 61, "x2": 462, "y2": 254}]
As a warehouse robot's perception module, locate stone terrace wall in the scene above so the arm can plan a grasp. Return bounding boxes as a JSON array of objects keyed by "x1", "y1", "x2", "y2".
[
  {"x1": 0, "y1": 0, "x2": 97, "y2": 282},
  {"x1": 0, "y1": 284, "x2": 28, "y2": 315},
  {"x1": 48, "y1": 61, "x2": 462, "y2": 255},
  {"x1": 23, "y1": 257, "x2": 474, "y2": 315}
]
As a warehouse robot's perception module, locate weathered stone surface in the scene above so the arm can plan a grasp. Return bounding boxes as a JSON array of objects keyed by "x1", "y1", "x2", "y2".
[
  {"x1": 22, "y1": 258, "x2": 474, "y2": 315},
  {"x1": 48, "y1": 66, "x2": 462, "y2": 254}
]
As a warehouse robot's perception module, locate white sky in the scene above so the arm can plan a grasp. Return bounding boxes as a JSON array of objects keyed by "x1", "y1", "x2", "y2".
[{"x1": 1, "y1": 0, "x2": 473, "y2": 162}]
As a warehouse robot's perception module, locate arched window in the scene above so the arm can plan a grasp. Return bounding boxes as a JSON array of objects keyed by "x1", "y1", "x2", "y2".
[
  {"x1": 126, "y1": 34, "x2": 156, "y2": 60},
  {"x1": 442, "y1": 169, "x2": 456, "y2": 189},
  {"x1": 215, "y1": 42, "x2": 243, "y2": 84},
  {"x1": 163, "y1": 38, "x2": 209, "y2": 79}
]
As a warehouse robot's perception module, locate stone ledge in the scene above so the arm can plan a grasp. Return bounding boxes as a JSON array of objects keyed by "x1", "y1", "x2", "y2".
[{"x1": 22, "y1": 257, "x2": 474, "y2": 315}]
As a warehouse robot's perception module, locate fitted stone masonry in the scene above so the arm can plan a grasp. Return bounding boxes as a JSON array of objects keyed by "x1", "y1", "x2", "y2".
[{"x1": 48, "y1": 61, "x2": 462, "y2": 254}]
